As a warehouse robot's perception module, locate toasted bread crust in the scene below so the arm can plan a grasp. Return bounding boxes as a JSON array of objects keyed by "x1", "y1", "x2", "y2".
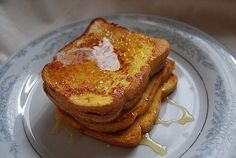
[
  {"x1": 42, "y1": 18, "x2": 170, "y2": 122},
  {"x1": 161, "y1": 74, "x2": 178, "y2": 99}
]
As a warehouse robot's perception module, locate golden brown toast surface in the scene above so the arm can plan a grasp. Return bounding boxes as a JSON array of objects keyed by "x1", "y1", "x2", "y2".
[
  {"x1": 42, "y1": 18, "x2": 170, "y2": 119},
  {"x1": 56, "y1": 74, "x2": 177, "y2": 147}
]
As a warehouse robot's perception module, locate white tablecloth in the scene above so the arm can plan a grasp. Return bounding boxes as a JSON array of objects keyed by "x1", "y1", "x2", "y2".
[{"x1": 0, "y1": 0, "x2": 236, "y2": 64}]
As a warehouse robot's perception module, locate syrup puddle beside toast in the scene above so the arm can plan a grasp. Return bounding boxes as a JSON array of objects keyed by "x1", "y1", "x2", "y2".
[
  {"x1": 140, "y1": 133, "x2": 167, "y2": 156},
  {"x1": 140, "y1": 97, "x2": 194, "y2": 155},
  {"x1": 157, "y1": 97, "x2": 194, "y2": 126}
]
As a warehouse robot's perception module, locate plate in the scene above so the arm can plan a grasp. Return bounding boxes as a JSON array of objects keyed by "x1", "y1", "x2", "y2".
[{"x1": 0, "y1": 14, "x2": 236, "y2": 158}]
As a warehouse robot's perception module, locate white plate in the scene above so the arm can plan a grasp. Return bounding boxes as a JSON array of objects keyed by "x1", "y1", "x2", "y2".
[{"x1": 0, "y1": 14, "x2": 236, "y2": 158}]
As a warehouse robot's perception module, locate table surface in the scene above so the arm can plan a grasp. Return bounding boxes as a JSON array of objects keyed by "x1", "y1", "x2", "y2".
[{"x1": 0, "y1": 0, "x2": 236, "y2": 64}]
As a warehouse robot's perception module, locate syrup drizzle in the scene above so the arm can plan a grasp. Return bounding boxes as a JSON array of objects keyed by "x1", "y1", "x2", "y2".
[
  {"x1": 140, "y1": 133, "x2": 167, "y2": 156},
  {"x1": 51, "y1": 114, "x2": 78, "y2": 144},
  {"x1": 157, "y1": 97, "x2": 194, "y2": 126},
  {"x1": 51, "y1": 115, "x2": 63, "y2": 134},
  {"x1": 67, "y1": 128, "x2": 79, "y2": 144}
]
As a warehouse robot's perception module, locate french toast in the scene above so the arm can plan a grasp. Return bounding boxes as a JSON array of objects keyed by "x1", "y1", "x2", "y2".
[
  {"x1": 70, "y1": 59, "x2": 175, "y2": 132},
  {"x1": 46, "y1": 59, "x2": 174, "y2": 126},
  {"x1": 56, "y1": 74, "x2": 178, "y2": 147},
  {"x1": 42, "y1": 18, "x2": 170, "y2": 123}
]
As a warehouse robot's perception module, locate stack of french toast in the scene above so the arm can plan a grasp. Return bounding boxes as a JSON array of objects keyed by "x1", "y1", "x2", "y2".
[{"x1": 42, "y1": 18, "x2": 178, "y2": 147}]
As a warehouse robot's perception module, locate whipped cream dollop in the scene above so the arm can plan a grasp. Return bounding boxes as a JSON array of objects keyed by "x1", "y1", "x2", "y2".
[{"x1": 55, "y1": 38, "x2": 120, "y2": 71}]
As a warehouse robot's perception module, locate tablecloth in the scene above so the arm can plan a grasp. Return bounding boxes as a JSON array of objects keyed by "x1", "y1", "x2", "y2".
[{"x1": 0, "y1": 0, "x2": 236, "y2": 64}]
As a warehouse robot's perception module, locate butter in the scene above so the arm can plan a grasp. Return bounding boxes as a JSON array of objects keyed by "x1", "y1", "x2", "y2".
[
  {"x1": 55, "y1": 38, "x2": 120, "y2": 71},
  {"x1": 91, "y1": 38, "x2": 120, "y2": 71}
]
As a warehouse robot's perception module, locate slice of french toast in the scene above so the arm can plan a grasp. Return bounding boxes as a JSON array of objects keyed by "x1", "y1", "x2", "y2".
[
  {"x1": 56, "y1": 74, "x2": 178, "y2": 147},
  {"x1": 42, "y1": 18, "x2": 170, "y2": 122}
]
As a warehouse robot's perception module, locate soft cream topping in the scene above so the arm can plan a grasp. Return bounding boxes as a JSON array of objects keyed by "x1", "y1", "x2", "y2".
[
  {"x1": 91, "y1": 38, "x2": 120, "y2": 71},
  {"x1": 55, "y1": 38, "x2": 120, "y2": 71}
]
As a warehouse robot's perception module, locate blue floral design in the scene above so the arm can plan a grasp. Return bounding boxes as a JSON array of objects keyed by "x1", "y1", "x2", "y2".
[
  {"x1": 0, "y1": 75, "x2": 19, "y2": 157},
  {"x1": 192, "y1": 76, "x2": 236, "y2": 158},
  {"x1": 0, "y1": 62, "x2": 13, "y2": 81}
]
